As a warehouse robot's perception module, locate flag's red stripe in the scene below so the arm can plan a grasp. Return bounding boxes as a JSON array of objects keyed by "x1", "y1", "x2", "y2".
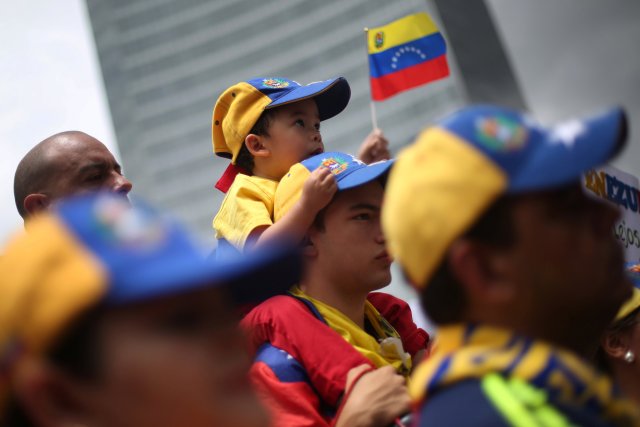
[{"x1": 370, "y1": 55, "x2": 450, "y2": 101}]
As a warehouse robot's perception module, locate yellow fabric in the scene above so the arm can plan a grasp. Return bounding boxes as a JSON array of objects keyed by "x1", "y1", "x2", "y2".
[
  {"x1": 290, "y1": 286, "x2": 412, "y2": 377},
  {"x1": 617, "y1": 288, "x2": 640, "y2": 321},
  {"x1": 212, "y1": 82, "x2": 271, "y2": 163},
  {"x1": 367, "y1": 12, "x2": 439, "y2": 53},
  {"x1": 273, "y1": 163, "x2": 312, "y2": 222},
  {"x1": 0, "y1": 215, "x2": 107, "y2": 414},
  {"x1": 410, "y1": 324, "x2": 640, "y2": 425},
  {"x1": 213, "y1": 174, "x2": 278, "y2": 249},
  {"x1": 382, "y1": 127, "x2": 508, "y2": 287}
]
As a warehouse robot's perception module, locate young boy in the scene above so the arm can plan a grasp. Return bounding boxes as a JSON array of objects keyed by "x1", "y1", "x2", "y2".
[{"x1": 211, "y1": 77, "x2": 388, "y2": 255}]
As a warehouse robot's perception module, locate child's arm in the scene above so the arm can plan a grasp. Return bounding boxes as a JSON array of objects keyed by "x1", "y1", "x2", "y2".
[{"x1": 246, "y1": 167, "x2": 336, "y2": 250}]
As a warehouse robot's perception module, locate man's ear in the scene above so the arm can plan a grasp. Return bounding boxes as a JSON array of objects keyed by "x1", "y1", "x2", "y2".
[
  {"x1": 24, "y1": 193, "x2": 50, "y2": 216},
  {"x1": 302, "y1": 229, "x2": 319, "y2": 258},
  {"x1": 447, "y1": 239, "x2": 515, "y2": 303},
  {"x1": 602, "y1": 331, "x2": 630, "y2": 360},
  {"x1": 245, "y1": 134, "x2": 270, "y2": 158},
  {"x1": 13, "y1": 358, "x2": 95, "y2": 427}
]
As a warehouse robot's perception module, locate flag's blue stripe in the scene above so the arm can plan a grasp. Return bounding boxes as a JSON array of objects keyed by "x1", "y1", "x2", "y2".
[{"x1": 369, "y1": 32, "x2": 446, "y2": 78}]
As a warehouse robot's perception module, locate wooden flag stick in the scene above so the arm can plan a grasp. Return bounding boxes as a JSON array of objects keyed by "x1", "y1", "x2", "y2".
[{"x1": 364, "y1": 27, "x2": 379, "y2": 130}]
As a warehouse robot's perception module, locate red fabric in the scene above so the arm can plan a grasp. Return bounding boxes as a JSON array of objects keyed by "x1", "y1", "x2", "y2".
[
  {"x1": 370, "y1": 55, "x2": 450, "y2": 101},
  {"x1": 215, "y1": 163, "x2": 248, "y2": 193},
  {"x1": 367, "y1": 292, "x2": 430, "y2": 355},
  {"x1": 251, "y1": 362, "x2": 331, "y2": 427},
  {"x1": 242, "y1": 295, "x2": 369, "y2": 408},
  {"x1": 242, "y1": 293, "x2": 430, "y2": 412}
]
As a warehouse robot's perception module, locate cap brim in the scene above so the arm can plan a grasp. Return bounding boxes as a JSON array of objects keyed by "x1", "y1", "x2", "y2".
[
  {"x1": 267, "y1": 77, "x2": 351, "y2": 121},
  {"x1": 336, "y1": 159, "x2": 394, "y2": 191},
  {"x1": 509, "y1": 107, "x2": 627, "y2": 192},
  {"x1": 213, "y1": 243, "x2": 302, "y2": 304},
  {"x1": 104, "y1": 243, "x2": 301, "y2": 306},
  {"x1": 54, "y1": 193, "x2": 302, "y2": 308}
]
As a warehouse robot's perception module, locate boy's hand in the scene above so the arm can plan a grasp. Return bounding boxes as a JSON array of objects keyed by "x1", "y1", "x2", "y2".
[
  {"x1": 336, "y1": 364, "x2": 411, "y2": 427},
  {"x1": 358, "y1": 129, "x2": 391, "y2": 164},
  {"x1": 300, "y1": 167, "x2": 337, "y2": 213}
]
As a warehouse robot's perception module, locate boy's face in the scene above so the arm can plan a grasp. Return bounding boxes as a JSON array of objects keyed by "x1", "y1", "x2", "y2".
[
  {"x1": 308, "y1": 181, "x2": 392, "y2": 294},
  {"x1": 262, "y1": 99, "x2": 323, "y2": 178},
  {"x1": 76, "y1": 287, "x2": 269, "y2": 427}
]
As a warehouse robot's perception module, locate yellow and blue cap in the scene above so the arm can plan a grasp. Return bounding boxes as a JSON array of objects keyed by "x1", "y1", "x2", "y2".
[
  {"x1": 617, "y1": 263, "x2": 640, "y2": 321},
  {"x1": 0, "y1": 192, "x2": 301, "y2": 414},
  {"x1": 383, "y1": 104, "x2": 628, "y2": 287},
  {"x1": 212, "y1": 77, "x2": 351, "y2": 163},
  {"x1": 274, "y1": 151, "x2": 393, "y2": 222}
]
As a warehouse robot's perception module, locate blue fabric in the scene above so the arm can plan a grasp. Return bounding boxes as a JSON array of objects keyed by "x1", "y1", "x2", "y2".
[
  {"x1": 417, "y1": 377, "x2": 620, "y2": 427},
  {"x1": 255, "y1": 343, "x2": 310, "y2": 384},
  {"x1": 418, "y1": 380, "x2": 510, "y2": 427}
]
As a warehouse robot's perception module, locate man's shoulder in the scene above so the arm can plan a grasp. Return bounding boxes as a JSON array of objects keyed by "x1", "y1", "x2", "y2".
[
  {"x1": 368, "y1": 291, "x2": 409, "y2": 310},
  {"x1": 416, "y1": 378, "x2": 511, "y2": 427},
  {"x1": 243, "y1": 294, "x2": 311, "y2": 325},
  {"x1": 416, "y1": 374, "x2": 615, "y2": 427}
]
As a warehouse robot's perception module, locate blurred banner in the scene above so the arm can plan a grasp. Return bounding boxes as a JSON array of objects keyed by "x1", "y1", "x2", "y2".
[{"x1": 584, "y1": 165, "x2": 640, "y2": 262}]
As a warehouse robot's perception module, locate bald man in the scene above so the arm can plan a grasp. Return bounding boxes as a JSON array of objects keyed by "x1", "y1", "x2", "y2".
[{"x1": 14, "y1": 131, "x2": 132, "y2": 219}]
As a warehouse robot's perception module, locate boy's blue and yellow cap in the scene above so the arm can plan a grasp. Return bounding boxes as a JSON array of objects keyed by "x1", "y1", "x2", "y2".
[
  {"x1": 0, "y1": 192, "x2": 301, "y2": 413},
  {"x1": 212, "y1": 77, "x2": 351, "y2": 163},
  {"x1": 383, "y1": 104, "x2": 628, "y2": 287},
  {"x1": 274, "y1": 151, "x2": 393, "y2": 221}
]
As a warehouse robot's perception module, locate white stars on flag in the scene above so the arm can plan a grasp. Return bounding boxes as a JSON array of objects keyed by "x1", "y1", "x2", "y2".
[{"x1": 390, "y1": 45, "x2": 428, "y2": 69}]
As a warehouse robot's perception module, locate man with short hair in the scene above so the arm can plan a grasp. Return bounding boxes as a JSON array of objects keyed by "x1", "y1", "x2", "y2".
[
  {"x1": 383, "y1": 105, "x2": 640, "y2": 426},
  {"x1": 0, "y1": 192, "x2": 299, "y2": 427},
  {"x1": 14, "y1": 131, "x2": 132, "y2": 219},
  {"x1": 243, "y1": 152, "x2": 429, "y2": 427}
]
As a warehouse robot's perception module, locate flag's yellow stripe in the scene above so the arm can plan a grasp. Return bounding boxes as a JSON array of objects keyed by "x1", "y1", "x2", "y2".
[{"x1": 367, "y1": 13, "x2": 439, "y2": 54}]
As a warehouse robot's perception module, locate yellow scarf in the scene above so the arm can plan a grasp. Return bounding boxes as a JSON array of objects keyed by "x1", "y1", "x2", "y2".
[
  {"x1": 290, "y1": 286, "x2": 412, "y2": 376},
  {"x1": 411, "y1": 324, "x2": 640, "y2": 426}
]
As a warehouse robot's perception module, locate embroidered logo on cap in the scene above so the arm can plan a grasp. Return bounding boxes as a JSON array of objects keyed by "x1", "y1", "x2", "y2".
[
  {"x1": 262, "y1": 78, "x2": 290, "y2": 89},
  {"x1": 321, "y1": 157, "x2": 349, "y2": 176},
  {"x1": 475, "y1": 116, "x2": 528, "y2": 151},
  {"x1": 94, "y1": 197, "x2": 166, "y2": 248}
]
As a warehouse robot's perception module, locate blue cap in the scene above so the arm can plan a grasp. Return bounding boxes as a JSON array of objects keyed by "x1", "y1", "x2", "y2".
[
  {"x1": 440, "y1": 105, "x2": 628, "y2": 193},
  {"x1": 274, "y1": 152, "x2": 393, "y2": 221},
  {"x1": 213, "y1": 77, "x2": 351, "y2": 163},
  {"x1": 246, "y1": 77, "x2": 351, "y2": 121},
  {"x1": 54, "y1": 192, "x2": 302, "y2": 305}
]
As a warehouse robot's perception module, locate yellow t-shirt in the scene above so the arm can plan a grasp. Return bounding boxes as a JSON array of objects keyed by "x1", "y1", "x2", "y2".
[{"x1": 213, "y1": 175, "x2": 278, "y2": 250}]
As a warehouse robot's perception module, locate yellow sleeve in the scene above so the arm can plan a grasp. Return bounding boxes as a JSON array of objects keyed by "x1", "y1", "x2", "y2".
[{"x1": 213, "y1": 176, "x2": 277, "y2": 250}]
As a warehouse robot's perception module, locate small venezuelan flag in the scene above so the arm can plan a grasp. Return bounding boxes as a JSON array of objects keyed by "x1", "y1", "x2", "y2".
[{"x1": 367, "y1": 12, "x2": 450, "y2": 101}]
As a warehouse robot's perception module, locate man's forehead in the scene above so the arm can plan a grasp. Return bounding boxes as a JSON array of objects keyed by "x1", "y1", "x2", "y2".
[
  {"x1": 332, "y1": 181, "x2": 384, "y2": 209},
  {"x1": 52, "y1": 136, "x2": 116, "y2": 165},
  {"x1": 514, "y1": 182, "x2": 584, "y2": 205}
]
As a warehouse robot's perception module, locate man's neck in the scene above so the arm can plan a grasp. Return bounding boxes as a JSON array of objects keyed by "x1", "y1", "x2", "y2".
[
  {"x1": 300, "y1": 275, "x2": 369, "y2": 329},
  {"x1": 611, "y1": 361, "x2": 640, "y2": 404}
]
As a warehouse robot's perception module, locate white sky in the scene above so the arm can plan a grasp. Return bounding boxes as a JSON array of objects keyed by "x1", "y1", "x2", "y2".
[{"x1": 0, "y1": 1, "x2": 118, "y2": 247}]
